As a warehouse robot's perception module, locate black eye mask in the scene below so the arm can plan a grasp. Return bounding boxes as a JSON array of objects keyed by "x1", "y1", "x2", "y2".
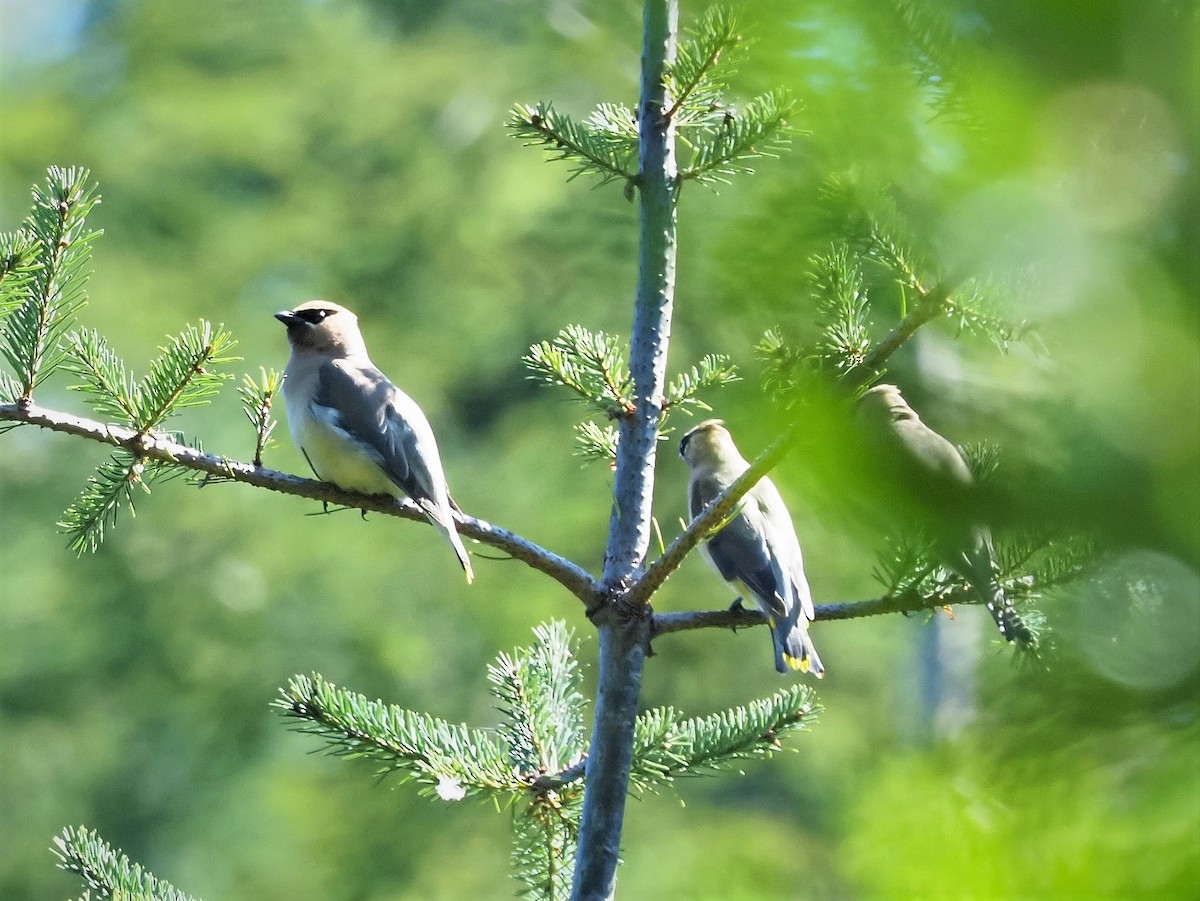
[{"x1": 295, "y1": 308, "x2": 335, "y2": 325}]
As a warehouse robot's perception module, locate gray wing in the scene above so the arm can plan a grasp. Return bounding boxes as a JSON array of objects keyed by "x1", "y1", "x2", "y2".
[
  {"x1": 893, "y1": 418, "x2": 974, "y2": 490},
  {"x1": 691, "y1": 474, "x2": 789, "y2": 619},
  {"x1": 315, "y1": 360, "x2": 449, "y2": 520}
]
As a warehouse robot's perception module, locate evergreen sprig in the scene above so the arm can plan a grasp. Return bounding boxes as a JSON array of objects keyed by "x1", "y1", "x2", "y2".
[
  {"x1": 667, "y1": 683, "x2": 818, "y2": 774},
  {"x1": 762, "y1": 171, "x2": 1041, "y2": 403},
  {"x1": 511, "y1": 8, "x2": 792, "y2": 194},
  {"x1": 946, "y1": 278, "x2": 1034, "y2": 350},
  {"x1": 665, "y1": 6, "x2": 746, "y2": 123},
  {"x1": 494, "y1": 621, "x2": 585, "y2": 901},
  {"x1": 627, "y1": 706, "x2": 693, "y2": 791},
  {"x1": 0, "y1": 229, "x2": 40, "y2": 319},
  {"x1": 680, "y1": 89, "x2": 793, "y2": 186},
  {"x1": 508, "y1": 103, "x2": 638, "y2": 187},
  {"x1": 275, "y1": 622, "x2": 819, "y2": 899},
  {"x1": 65, "y1": 321, "x2": 237, "y2": 434},
  {"x1": 524, "y1": 325, "x2": 633, "y2": 417},
  {"x1": 136, "y1": 321, "x2": 238, "y2": 430},
  {"x1": 53, "y1": 825, "x2": 200, "y2": 901},
  {"x1": 0, "y1": 167, "x2": 101, "y2": 403},
  {"x1": 872, "y1": 533, "x2": 939, "y2": 601},
  {"x1": 870, "y1": 527, "x2": 1092, "y2": 653},
  {"x1": 52, "y1": 322, "x2": 237, "y2": 552},
  {"x1": 527, "y1": 326, "x2": 737, "y2": 464},
  {"x1": 892, "y1": 0, "x2": 972, "y2": 124},
  {"x1": 63, "y1": 329, "x2": 140, "y2": 422},
  {"x1": 274, "y1": 673, "x2": 515, "y2": 797},
  {"x1": 513, "y1": 791, "x2": 577, "y2": 901},
  {"x1": 756, "y1": 328, "x2": 815, "y2": 405},
  {"x1": 488, "y1": 621, "x2": 586, "y2": 776},
  {"x1": 238, "y1": 367, "x2": 282, "y2": 467},
  {"x1": 664, "y1": 353, "x2": 739, "y2": 412},
  {"x1": 0, "y1": 371, "x2": 20, "y2": 412},
  {"x1": 59, "y1": 450, "x2": 153, "y2": 555},
  {"x1": 812, "y1": 246, "x2": 872, "y2": 374},
  {"x1": 959, "y1": 440, "x2": 1000, "y2": 485},
  {"x1": 627, "y1": 684, "x2": 818, "y2": 792},
  {"x1": 755, "y1": 247, "x2": 874, "y2": 395},
  {"x1": 666, "y1": 8, "x2": 794, "y2": 186},
  {"x1": 573, "y1": 420, "x2": 621, "y2": 465}
]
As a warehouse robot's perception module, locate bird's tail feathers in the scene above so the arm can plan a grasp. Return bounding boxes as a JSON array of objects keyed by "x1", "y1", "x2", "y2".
[
  {"x1": 446, "y1": 525, "x2": 475, "y2": 584},
  {"x1": 960, "y1": 547, "x2": 1033, "y2": 645},
  {"x1": 978, "y1": 577, "x2": 1032, "y2": 644},
  {"x1": 419, "y1": 498, "x2": 474, "y2": 584},
  {"x1": 773, "y1": 617, "x2": 825, "y2": 678}
]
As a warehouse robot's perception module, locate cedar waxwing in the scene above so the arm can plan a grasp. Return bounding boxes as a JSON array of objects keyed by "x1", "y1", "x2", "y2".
[
  {"x1": 856, "y1": 384, "x2": 1030, "y2": 642},
  {"x1": 680, "y1": 419, "x2": 825, "y2": 676},
  {"x1": 275, "y1": 300, "x2": 473, "y2": 583}
]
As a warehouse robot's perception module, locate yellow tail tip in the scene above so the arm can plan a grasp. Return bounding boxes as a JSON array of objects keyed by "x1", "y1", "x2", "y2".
[{"x1": 784, "y1": 654, "x2": 824, "y2": 678}]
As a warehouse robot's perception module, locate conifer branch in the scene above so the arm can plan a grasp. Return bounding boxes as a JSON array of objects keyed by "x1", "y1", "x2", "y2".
[
  {"x1": 0, "y1": 229, "x2": 40, "y2": 319},
  {"x1": 652, "y1": 588, "x2": 952, "y2": 636},
  {"x1": 53, "y1": 825, "x2": 199, "y2": 901},
  {"x1": 680, "y1": 89, "x2": 793, "y2": 185},
  {"x1": 662, "y1": 353, "x2": 739, "y2": 412},
  {"x1": 132, "y1": 321, "x2": 237, "y2": 433},
  {"x1": 525, "y1": 326, "x2": 634, "y2": 416},
  {"x1": 509, "y1": 103, "x2": 637, "y2": 186},
  {"x1": 1, "y1": 167, "x2": 101, "y2": 404},
  {"x1": 811, "y1": 246, "x2": 872, "y2": 373},
  {"x1": 497, "y1": 622, "x2": 587, "y2": 901},
  {"x1": 662, "y1": 684, "x2": 817, "y2": 773},
  {"x1": 542, "y1": 345, "x2": 734, "y2": 466},
  {"x1": 275, "y1": 673, "x2": 516, "y2": 795},
  {"x1": 945, "y1": 278, "x2": 1035, "y2": 349},
  {"x1": 59, "y1": 450, "x2": 150, "y2": 554},
  {"x1": 0, "y1": 400, "x2": 600, "y2": 602},
  {"x1": 63, "y1": 329, "x2": 141, "y2": 422},
  {"x1": 574, "y1": 420, "x2": 621, "y2": 465},
  {"x1": 664, "y1": 6, "x2": 743, "y2": 122},
  {"x1": 858, "y1": 272, "x2": 964, "y2": 376},
  {"x1": 515, "y1": 794, "x2": 578, "y2": 901},
  {"x1": 652, "y1": 567, "x2": 1068, "y2": 639},
  {"x1": 239, "y1": 367, "x2": 282, "y2": 468},
  {"x1": 489, "y1": 622, "x2": 587, "y2": 776},
  {"x1": 892, "y1": 0, "x2": 973, "y2": 124}
]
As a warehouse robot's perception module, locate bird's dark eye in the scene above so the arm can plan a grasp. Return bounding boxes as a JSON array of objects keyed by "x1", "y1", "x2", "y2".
[{"x1": 296, "y1": 308, "x2": 334, "y2": 325}]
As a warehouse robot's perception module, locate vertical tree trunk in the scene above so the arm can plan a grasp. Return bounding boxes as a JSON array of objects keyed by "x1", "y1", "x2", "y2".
[{"x1": 572, "y1": 1, "x2": 678, "y2": 899}]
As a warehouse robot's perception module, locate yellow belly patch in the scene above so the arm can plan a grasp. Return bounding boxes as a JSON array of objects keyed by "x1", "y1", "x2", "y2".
[{"x1": 295, "y1": 414, "x2": 397, "y2": 497}]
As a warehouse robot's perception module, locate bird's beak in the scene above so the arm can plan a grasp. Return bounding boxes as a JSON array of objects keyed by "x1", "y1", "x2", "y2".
[{"x1": 275, "y1": 310, "x2": 300, "y2": 326}]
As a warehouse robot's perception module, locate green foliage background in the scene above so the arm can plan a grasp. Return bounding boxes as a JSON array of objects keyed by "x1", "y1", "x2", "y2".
[{"x1": 1, "y1": 0, "x2": 1197, "y2": 897}]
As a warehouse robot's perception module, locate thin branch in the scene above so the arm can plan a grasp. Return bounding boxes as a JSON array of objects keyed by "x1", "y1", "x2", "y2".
[
  {"x1": 626, "y1": 424, "x2": 800, "y2": 607},
  {"x1": 527, "y1": 757, "x2": 589, "y2": 792},
  {"x1": 652, "y1": 586, "x2": 973, "y2": 637},
  {"x1": 858, "y1": 272, "x2": 965, "y2": 377},
  {"x1": 0, "y1": 401, "x2": 599, "y2": 603}
]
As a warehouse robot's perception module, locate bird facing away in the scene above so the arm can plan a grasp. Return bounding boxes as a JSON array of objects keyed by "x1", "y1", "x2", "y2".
[
  {"x1": 856, "y1": 384, "x2": 1030, "y2": 643},
  {"x1": 680, "y1": 419, "x2": 824, "y2": 676},
  {"x1": 275, "y1": 300, "x2": 473, "y2": 583}
]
